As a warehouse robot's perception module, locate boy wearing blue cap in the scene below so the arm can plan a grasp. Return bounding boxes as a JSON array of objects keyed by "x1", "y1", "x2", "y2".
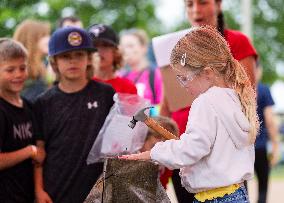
[{"x1": 33, "y1": 27, "x2": 115, "y2": 203}]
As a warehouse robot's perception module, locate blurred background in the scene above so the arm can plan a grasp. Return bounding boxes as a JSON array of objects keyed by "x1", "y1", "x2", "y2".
[
  {"x1": 1, "y1": 0, "x2": 284, "y2": 84},
  {"x1": 1, "y1": 0, "x2": 283, "y2": 202}
]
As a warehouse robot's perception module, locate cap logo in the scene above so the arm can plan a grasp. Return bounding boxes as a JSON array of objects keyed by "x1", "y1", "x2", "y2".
[
  {"x1": 181, "y1": 53, "x2": 187, "y2": 66},
  {"x1": 68, "y1": 32, "x2": 82, "y2": 46},
  {"x1": 90, "y1": 25, "x2": 106, "y2": 37}
]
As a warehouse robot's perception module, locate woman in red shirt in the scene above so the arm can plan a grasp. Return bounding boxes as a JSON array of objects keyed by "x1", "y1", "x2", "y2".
[{"x1": 160, "y1": 1, "x2": 257, "y2": 202}]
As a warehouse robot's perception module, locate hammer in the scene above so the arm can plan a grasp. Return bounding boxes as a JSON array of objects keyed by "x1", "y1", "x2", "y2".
[{"x1": 128, "y1": 107, "x2": 179, "y2": 140}]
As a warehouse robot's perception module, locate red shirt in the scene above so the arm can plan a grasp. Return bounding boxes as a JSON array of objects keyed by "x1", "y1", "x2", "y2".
[
  {"x1": 225, "y1": 29, "x2": 257, "y2": 61},
  {"x1": 93, "y1": 76, "x2": 137, "y2": 94},
  {"x1": 172, "y1": 29, "x2": 257, "y2": 135},
  {"x1": 160, "y1": 168, "x2": 173, "y2": 189}
]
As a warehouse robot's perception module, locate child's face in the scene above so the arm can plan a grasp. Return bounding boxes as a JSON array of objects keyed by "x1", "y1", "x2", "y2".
[
  {"x1": 55, "y1": 50, "x2": 90, "y2": 81},
  {"x1": 174, "y1": 65, "x2": 213, "y2": 100},
  {"x1": 95, "y1": 41, "x2": 115, "y2": 71},
  {"x1": 0, "y1": 57, "x2": 27, "y2": 94},
  {"x1": 119, "y1": 34, "x2": 147, "y2": 66}
]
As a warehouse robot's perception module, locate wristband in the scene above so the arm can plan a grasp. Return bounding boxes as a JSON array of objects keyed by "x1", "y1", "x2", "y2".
[{"x1": 31, "y1": 145, "x2": 38, "y2": 158}]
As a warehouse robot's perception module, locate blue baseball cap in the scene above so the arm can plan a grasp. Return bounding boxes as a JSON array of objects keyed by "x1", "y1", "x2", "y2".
[{"x1": 48, "y1": 27, "x2": 97, "y2": 56}]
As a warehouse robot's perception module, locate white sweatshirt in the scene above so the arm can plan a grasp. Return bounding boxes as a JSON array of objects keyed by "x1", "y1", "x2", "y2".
[{"x1": 151, "y1": 86, "x2": 254, "y2": 193}]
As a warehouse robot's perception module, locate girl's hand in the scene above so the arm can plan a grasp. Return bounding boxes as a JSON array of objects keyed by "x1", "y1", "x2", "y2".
[{"x1": 119, "y1": 151, "x2": 151, "y2": 161}]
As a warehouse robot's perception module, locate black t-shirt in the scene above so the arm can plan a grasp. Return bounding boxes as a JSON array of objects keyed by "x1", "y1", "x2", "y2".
[
  {"x1": 34, "y1": 80, "x2": 115, "y2": 203},
  {"x1": 0, "y1": 98, "x2": 34, "y2": 203}
]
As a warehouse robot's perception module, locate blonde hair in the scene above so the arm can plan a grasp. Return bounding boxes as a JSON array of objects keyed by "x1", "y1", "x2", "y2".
[
  {"x1": 0, "y1": 38, "x2": 28, "y2": 62},
  {"x1": 13, "y1": 19, "x2": 50, "y2": 80},
  {"x1": 170, "y1": 26, "x2": 259, "y2": 143},
  {"x1": 49, "y1": 52, "x2": 94, "y2": 81}
]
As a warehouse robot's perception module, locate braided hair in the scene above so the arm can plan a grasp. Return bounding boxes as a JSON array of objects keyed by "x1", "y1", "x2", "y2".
[{"x1": 170, "y1": 26, "x2": 259, "y2": 143}]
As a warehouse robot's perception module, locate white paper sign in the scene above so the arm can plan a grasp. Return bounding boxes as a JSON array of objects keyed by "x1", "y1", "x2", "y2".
[{"x1": 152, "y1": 29, "x2": 190, "y2": 67}]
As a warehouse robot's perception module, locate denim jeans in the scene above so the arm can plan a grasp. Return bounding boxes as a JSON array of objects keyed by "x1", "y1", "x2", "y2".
[{"x1": 193, "y1": 186, "x2": 250, "y2": 203}]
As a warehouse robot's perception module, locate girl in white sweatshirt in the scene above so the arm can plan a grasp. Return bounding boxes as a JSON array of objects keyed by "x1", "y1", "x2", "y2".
[{"x1": 120, "y1": 26, "x2": 259, "y2": 203}]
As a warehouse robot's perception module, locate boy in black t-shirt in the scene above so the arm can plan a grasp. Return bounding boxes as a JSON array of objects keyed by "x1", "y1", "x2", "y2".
[
  {"x1": 34, "y1": 27, "x2": 115, "y2": 203},
  {"x1": 0, "y1": 38, "x2": 44, "y2": 202}
]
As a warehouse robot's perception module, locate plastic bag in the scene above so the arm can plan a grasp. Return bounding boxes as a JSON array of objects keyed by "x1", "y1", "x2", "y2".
[{"x1": 87, "y1": 93, "x2": 150, "y2": 164}]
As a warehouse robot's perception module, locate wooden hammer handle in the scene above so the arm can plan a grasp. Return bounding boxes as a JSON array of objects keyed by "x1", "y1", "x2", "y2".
[{"x1": 144, "y1": 117, "x2": 179, "y2": 140}]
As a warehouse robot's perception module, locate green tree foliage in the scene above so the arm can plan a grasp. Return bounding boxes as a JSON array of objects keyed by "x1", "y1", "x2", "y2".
[
  {"x1": 252, "y1": 0, "x2": 284, "y2": 83},
  {"x1": 0, "y1": 0, "x2": 162, "y2": 37}
]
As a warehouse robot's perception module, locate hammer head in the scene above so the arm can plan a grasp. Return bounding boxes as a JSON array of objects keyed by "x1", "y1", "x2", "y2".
[{"x1": 128, "y1": 106, "x2": 153, "y2": 129}]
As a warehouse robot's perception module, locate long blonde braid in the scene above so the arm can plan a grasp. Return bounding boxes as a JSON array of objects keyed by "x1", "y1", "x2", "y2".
[
  {"x1": 226, "y1": 57, "x2": 259, "y2": 143},
  {"x1": 170, "y1": 26, "x2": 259, "y2": 143}
]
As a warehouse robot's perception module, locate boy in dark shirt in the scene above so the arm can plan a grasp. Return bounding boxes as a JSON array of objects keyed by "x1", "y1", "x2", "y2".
[
  {"x1": 34, "y1": 27, "x2": 115, "y2": 203},
  {"x1": 0, "y1": 38, "x2": 44, "y2": 202}
]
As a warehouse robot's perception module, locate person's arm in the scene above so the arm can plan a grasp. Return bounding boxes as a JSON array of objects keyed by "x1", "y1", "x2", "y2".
[
  {"x1": 239, "y1": 55, "x2": 256, "y2": 88},
  {"x1": 32, "y1": 99, "x2": 52, "y2": 202},
  {"x1": 264, "y1": 106, "x2": 280, "y2": 167},
  {"x1": 34, "y1": 140, "x2": 53, "y2": 203},
  {"x1": 34, "y1": 165, "x2": 52, "y2": 203},
  {"x1": 0, "y1": 145, "x2": 37, "y2": 170},
  {"x1": 124, "y1": 96, "x2": 216, "y2": 169}
]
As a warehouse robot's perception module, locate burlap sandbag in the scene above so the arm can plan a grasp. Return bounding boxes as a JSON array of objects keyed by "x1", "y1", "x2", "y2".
[{"x1": 84, "y1": 158, "x2": 171, "y2": 203}]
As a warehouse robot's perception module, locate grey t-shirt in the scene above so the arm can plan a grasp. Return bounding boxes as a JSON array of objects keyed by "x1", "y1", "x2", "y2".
[{"x1": 34, "y1": 80, "x2": 115, "y2": 203}]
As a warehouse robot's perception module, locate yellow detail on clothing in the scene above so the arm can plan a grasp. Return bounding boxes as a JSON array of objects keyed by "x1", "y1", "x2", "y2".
[{"x1": 194, "y1": 184, "x2": 240, "y2": 202}]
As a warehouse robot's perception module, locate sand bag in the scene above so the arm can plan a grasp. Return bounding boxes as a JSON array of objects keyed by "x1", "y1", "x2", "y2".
[{"x1": 84, "y1": 158, "x2": 171, "y2": 203}]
